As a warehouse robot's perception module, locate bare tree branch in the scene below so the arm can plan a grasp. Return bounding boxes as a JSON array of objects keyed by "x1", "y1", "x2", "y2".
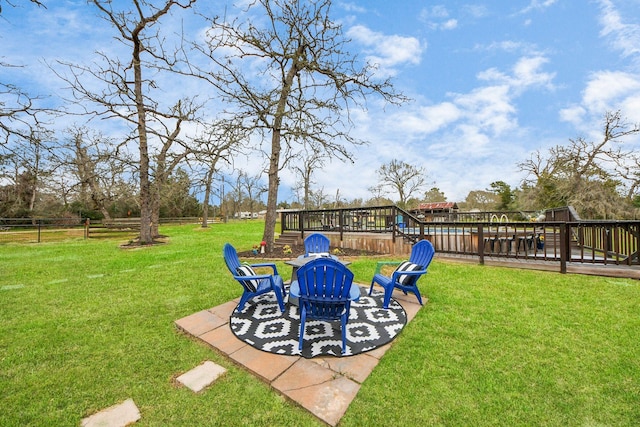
[{"x1": 187, "y1": 0, "x2": 408, "y2": 250}]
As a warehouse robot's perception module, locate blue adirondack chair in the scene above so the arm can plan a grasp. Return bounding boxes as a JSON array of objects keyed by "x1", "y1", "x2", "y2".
[
  {"x1": 296, "y1": 257, "x2": 354, "y2": 354},
  {"x1": 223, "y1": 243, "x2": 286, "y2": 313},
  {"x1": 369, "y1": 239, "x2": 435, "y2": 309},
  {"x1": 303, "y1": 233, "x2": 331, "y2": 257}
]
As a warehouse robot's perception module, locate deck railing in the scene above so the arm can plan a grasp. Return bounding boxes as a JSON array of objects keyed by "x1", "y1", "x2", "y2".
[{"x1": 280, "y1": 206, "x2": 640, "y2": 268}]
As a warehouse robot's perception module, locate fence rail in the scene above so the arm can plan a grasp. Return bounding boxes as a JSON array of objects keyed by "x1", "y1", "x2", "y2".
[
  {"x1": 0, "y1": 217, "x2": 88, "y2": 243},
  {"x1": 0, "y1": 217, "x2": 207, "y2": 243}
]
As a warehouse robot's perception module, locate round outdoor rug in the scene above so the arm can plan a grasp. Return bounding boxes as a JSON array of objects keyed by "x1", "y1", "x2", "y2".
[{"x1": 229, "y1": 286, "x2": 407, "y2": 358}]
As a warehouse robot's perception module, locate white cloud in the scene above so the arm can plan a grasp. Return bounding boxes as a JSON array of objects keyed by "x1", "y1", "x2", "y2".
[
  {"x1": 560, "y1": 71, "x2": 640, "y2": 126},
  {"x1": 512, "y1": 56, "x2": 556, "y2": 89},
  {"x1": 558, "y1": 105, "x2": 586, "y2": 126},
  {"x1": 419, "y1": 6, "x2": 459, "y2": 30},
  {"x1": 478, "y1": 56, "x2": 554, "y2": 88},
  {"x1": 518, "y1": 0, "x2": 558, "y2": 15},
  {"x1": 476, "y1": 40, "x2": 545, "y2": 58},
  {"x1": 559, "y1": 2, "x2": 640, "y2": 134},
  {"x1": 393, "y1": 102, "x2": 461, "y2": 135},
  {"x1": 441, "y1": 19, "x2": 458, "y2": 30},
  {"x1": 421, "y1": 5, "x2": 450, "y2": 19},
  {"x1": 453, "y1": 85, "x2": 516, "y2": 136},
  {"x1": 462, "y1": 5, "x2": 488, "y2": 19},
  {"x1": 598, "y1": 0, "x2": 640, "y2": 59},
  {"x1": 583, "y1": 71, "x2": 640, "y2": 111},
  {"x1": 347, "y1": 25, "x2": 423, "y2": 75},
  {"x1": 338, "y1": 2, "x2": 367, "y2": 14}
]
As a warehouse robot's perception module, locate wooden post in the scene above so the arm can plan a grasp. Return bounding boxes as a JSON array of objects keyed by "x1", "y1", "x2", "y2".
[
  {"x1": 560, "y1": 223, "x2": 567, "y2": 274},
  {"x1": 478, "y1": 223, "x2": 485, "y2": 265}
]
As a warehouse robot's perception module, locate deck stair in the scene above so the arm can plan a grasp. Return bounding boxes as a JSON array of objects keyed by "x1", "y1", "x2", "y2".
[{"x1": 275, "y1": 231, "x2": 302, "y2": 247}]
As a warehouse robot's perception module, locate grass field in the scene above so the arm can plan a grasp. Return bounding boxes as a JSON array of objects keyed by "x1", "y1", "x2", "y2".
[{"x1": 1, "y1": 220, "x2": 639, "y2": 426}]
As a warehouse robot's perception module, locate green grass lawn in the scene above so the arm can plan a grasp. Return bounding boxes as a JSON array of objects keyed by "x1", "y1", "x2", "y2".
[{"x1": 1, "y1": 221, "x2": 639, "y2": 426}]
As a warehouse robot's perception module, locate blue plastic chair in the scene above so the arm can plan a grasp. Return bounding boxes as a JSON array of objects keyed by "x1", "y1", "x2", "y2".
[
  {"x1": 303, "y1": 233, "x2": 331, "y2": 256},
  {"x1": 296, "y1": 257, "x2": 354, "y2": 354},
  {"x1": 369, "y1": 239, "x2": 435, "y2": 309},
  {"x1": 223, "y1": 243, "x2": 286, "y2": 313}
]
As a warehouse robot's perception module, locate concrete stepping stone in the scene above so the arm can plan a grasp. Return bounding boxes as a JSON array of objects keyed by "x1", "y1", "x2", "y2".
[
  {"x1": 81, "y1": 398, "x2": 140, "y2": 427},
  {"x1": 176, "y1": 360, "x2": 227, "y2": 392},
  {"x1": 1, "y1": 284, "x2": 25, "y2": 291}
]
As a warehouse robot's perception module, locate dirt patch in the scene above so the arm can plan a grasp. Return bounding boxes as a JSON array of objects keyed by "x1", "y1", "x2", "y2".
[{"x1": 119, "y1": 235, "x2": 169, "y2": 249}]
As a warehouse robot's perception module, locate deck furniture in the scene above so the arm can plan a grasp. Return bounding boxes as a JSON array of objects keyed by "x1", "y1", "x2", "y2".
[
  {"x1": 303, "y1": 233, "x2": 331, "y2": 257},
  {"x1": 223, "y1": 243, "x2": 286, "y2": 313},
  {"x1": 369, "y1": 239, "x2": 435, "y2": 309},
  {"x1": 293, "y1": 257, "x2": 355, "y2": 354}
]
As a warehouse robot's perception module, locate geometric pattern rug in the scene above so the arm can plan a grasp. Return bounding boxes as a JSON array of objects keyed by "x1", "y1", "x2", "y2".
[{"x1": 230, "y1": 287, "x2": 406, "y2": 358}]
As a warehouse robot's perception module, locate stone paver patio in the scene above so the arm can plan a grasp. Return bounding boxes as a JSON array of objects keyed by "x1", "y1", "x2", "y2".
[{"x1": 174, "y1": 285, "x2": 424, "y2": 426}]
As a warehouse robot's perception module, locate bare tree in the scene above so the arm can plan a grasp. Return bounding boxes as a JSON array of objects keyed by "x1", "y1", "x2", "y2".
[
  {"x1": 0, "y1": 83, "x2": 41, "y2": 148},
  {"x1": 148, "y1": 99, "x2": 205, "y2": 237},
  {"x1": 1, "y1": 0, "x2": 52, "y2": 188},
  {"x1": 238, "y1": 171, "x2": 267, "y2": 215},
  {"x1": 0, "y1": 0, "x2": 46, "y2": 12},
  {"x1": 57, "y1": 126, "x2": 135, "y2": 220},
  {"x1": 69, "y1": 128, "x2": 112, "y2": 219},
  {"x1": 291, "y1": 144, "x2": 328, "y2": 210},
  {"x1": 518, "y1": 111, "x2": 640, "y2": 218},
  {"x1": 1, "y1": 127, "x2": 55, "y2": 217},
  {"x1": 309, "y1": 186, "x2": 330, "y2": 209},
  {"x1": 375, "y1": 159, "x2": 428, "y2": 208},
  {"x1": 53, "y1": 0, "x2": 198, "y2": 243},
  {"x1": 194, "y1": 0, "x2": 407, "y2": 251},
  {"x1": 190, "y1": 122, "x2": 242, "y2": 227}
]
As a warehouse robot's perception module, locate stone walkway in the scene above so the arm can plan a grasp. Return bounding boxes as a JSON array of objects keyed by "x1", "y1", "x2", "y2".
[{"x1": 174, "y1": 285, "x2": 424, "y2": 426}]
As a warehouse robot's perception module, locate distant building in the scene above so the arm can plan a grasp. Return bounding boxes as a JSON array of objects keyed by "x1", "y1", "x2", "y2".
[
  {"x1": 236, "y1": 211, "x2": 259, "y2": 219},
  {"x1": 411, "y1": 202, "x2": 459, "y2": 221}
]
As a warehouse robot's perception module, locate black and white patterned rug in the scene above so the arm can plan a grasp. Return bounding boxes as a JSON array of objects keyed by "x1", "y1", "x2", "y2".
[{"x1": 230, "y1": 286, "x2": 407, "y2": 358}]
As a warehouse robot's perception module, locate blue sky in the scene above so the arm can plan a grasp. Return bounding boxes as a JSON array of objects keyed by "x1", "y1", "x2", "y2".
[{"x1": 2, "y1": 0, "x2": 640, "y2": 203}]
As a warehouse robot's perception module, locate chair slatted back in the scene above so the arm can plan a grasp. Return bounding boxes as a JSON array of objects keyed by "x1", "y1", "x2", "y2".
[
  {"x1": 304, "y1": 233, "x2": 330, "y2": 256},
  {"x1": 408, "y1": 240, "x2": 435, "y2": 269},
  {"x1": 297, "y1": 258, "x2": 353, "y2": 321},
  {"x1": 223, "y1": 243, "x2": 241, "y2": 273}
]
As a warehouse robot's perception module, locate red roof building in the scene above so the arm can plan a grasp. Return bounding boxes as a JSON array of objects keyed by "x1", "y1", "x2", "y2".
[
  {"x1": 416, "y1": 202, "x2": 459, "y2": 212},
  {"x1": 411, "y1": 202, "x2": 459, "y2": 221}
]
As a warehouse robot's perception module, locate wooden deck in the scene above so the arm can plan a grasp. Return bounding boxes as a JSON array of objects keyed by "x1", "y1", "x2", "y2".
[
  {"x1": 438, "y1": 252, "x2": 640, "y2": 279},
  {"x1": 278, "y1": 230, "x2": 640, "y2": 279}
]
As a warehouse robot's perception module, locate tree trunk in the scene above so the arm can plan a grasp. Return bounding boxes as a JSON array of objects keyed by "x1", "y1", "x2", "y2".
[
  {"x1": 263, "y1": 146, "x2": 281, "y2": 251},
  {"x1": 151, "y1": 180, "x2": 161, "y2": 237},
  {"x1": 201, "y1": 168, "x2": 214, "y2": 228},
  {"x1": 133, "y1": 33, "x2": 153, "y2": 244},
  {"x1": 262, "y1": 43, "x2": 304, "y2": 252}
]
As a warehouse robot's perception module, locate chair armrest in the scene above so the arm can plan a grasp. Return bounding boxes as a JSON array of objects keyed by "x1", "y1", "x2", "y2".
[
  {"x1": 289, "y1": 280, "x2": 300, "y2": 297},
  {"x1": 391, "y1": 268, "x2": 427, "y2": 282},
  {"x1": 248, "y1": 262, "x2": 279, "y2": 275},
  {"x1": 374, "y1": 261, "x2": 401, "y2": 275},
  {"x1": 232, "y1": 272, "x2": 273, "y2": 282}
]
